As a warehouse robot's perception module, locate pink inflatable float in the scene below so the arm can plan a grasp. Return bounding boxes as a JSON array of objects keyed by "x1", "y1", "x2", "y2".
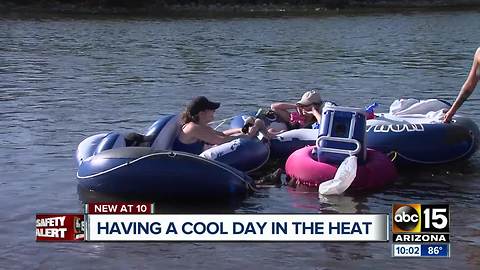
[{"x1": 286, "y1": 146, "x2": 397, "y2": 192}]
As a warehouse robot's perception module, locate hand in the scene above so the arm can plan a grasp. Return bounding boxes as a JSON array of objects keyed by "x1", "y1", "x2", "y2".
[
  {"x1": 295, "y1": 106, "x2": 302, "y2": 115},
  {"x1": 311, "y1": 106, "x2": 322, "y2": 119},
  {"x1": 242, "y1": 116, "x2": 255, "y2": 134},
  {"x1": 443, "y1": 109, "x2": 455, "y2": 123}
]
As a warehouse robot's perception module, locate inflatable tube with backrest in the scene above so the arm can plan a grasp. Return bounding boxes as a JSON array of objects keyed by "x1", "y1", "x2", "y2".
[
  {"x1": 75, "y1": 114, "x2": 269, "y2": 198},
  {"x1": 265, "y1": 114, "x2": 479, "y2": 165}
]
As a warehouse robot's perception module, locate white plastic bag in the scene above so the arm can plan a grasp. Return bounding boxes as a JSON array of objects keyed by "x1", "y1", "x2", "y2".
[
  {"x1": 390, "y1": 98, "x2": 449, "y2": 116},
  {"x1": 389, "y1": 99, "x2": 419, "y2": 114},
  {"x1": 318, "y1": 156, "x2": 358, "y2": 195}
]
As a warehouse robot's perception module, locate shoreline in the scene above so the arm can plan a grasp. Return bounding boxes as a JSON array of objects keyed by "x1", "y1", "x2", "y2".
[{"x1": 1, "y1": 1, "x2": 480, "y2": 18}]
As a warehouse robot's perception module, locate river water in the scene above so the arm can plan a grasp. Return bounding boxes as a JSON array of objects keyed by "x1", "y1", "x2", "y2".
[{"x1": 1, "y1": 10, "x2": 479, "y2": 269}]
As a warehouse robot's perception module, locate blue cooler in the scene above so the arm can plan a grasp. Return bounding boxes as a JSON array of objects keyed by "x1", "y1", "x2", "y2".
[{"x1": 316, "y1": 105, "x2": 367, "y2": 165}]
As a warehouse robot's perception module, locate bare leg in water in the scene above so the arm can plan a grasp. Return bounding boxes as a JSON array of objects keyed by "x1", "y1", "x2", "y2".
[
  {"x1": 252, "y1": 168, "x2": 283, "y2": 187},
  {"x1": 244, "y1": 117, "x2": 276, "y2": 139},
  {"x1": 240, "y1": 117, "x2": 283, "y2": 187}
]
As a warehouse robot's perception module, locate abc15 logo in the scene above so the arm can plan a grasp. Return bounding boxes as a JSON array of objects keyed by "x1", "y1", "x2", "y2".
[{"x1": 392, "y1": 204, "x2": 449, "y2": 233}]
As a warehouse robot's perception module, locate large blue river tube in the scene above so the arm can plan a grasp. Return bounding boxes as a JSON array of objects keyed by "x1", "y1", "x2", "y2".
[
  {"x1": 366, "y1": 114, "x2": 479, "y2": 165},
  {"x1": 231, "y1": 113, "x2": 479, "y2": 165},
  {"x1": 75, "y1": 115, "x2": 269, "y2": 198}
]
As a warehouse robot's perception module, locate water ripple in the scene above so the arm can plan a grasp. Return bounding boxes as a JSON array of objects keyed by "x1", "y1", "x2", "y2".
[{"x1": 1, "y1": 10, "x2": 480, "y2": 269}]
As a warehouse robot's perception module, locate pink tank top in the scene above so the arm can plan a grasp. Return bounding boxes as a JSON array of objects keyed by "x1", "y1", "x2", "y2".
[{"x1": 289, "y1": 111, "x2": 306, "y2": 127}]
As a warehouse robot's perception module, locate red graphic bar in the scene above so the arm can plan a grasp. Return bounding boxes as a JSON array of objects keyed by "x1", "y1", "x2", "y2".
[
  {"x1": 36, "y1": 214, "x2": 84, "y2": 241},
  {"x1": 85, "y1": 202, "x2": 154, "y2": 214}
]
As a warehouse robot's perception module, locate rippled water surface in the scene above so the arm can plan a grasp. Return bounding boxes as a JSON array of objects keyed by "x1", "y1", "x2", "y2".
[{"x1": 1, "y1": 10, "x2": 480, "y2": 269}]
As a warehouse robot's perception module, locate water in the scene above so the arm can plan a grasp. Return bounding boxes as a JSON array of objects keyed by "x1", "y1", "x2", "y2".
[{"x1": 1, "y1": 10, "x2": 480, "y2": 269}]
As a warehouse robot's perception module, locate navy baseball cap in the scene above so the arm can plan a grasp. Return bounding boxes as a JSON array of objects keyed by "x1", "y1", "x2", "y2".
[{"x1": 187, "y1": 96, "x2": 221, "y2": 116}]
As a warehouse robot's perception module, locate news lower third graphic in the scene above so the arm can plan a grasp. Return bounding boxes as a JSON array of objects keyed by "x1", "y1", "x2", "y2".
[
  {"x1": 36, "y1": 203, "x2": 389, "y2": 242},
  {"x1": 391, "y1": 204, "x2": 450, "y2": 258},
  {"x1": 36, "y1": 214, "x2": 85, "y2": 241},
  {"x1": 35, "y1": 201, "x2": 452, "y2": 259},
  {"x1": 85, "y1": 214, "x2": 387, "y2": 241}
]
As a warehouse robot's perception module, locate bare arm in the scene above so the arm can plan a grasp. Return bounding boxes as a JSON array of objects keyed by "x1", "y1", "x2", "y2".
[
  {"x1": 271, "y1": 102, "x2": 297, "y2": 123},
  {"x1": 188, "y1": 125, "x2": 249, "y2": 145},
  {"x1": 207, "y1": 127, "x2": 238, "y2": 137},
  {"x1": 222, "y1": 128, "x2": 243, "y2": 136},
  {"x1": 444, "y1": 48, "x2": 480, "y2": 122},
  {"x1": 311, "y1": 106, "x2": 322, "y2": 123},
  {"x1": 187, "y1": 124, "x2": 230, "y2": 145}
]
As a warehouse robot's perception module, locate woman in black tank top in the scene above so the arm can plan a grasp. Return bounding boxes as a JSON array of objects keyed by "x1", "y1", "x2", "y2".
[{"x1": 175, "y1": 96, "x2": 270, "y2": 154}]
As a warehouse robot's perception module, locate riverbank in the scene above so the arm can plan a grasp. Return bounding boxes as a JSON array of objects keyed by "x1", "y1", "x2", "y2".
[{"x1": 1, "y1": 0, "x2": 480, "y2": 17}]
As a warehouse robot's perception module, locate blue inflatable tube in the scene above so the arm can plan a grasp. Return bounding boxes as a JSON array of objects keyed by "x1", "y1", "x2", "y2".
[
  {"x1": 230, "y1": 113, "x2": 288, "y2": 133},
  {"x1": 366, "y1": 115, "x2": 479, "y2": 165},
  {"x1": 200, "y1": 138, "x2": 269, "y2": 172},
  {"x1": 75, "y1": 114, "x2": 269, "y2": 197},
  {"x1": 77, "y1": 147, "x2": 252, "y2": 199},
  {"x1": 230, "y1": 114, "x2": 250, "y2": 130},
  {"x1": 230, "y1": 113, "x2": 308, "y2": 159},
  {"x1": 230, "y1": 112, "x2": 479, "y2": 165}
]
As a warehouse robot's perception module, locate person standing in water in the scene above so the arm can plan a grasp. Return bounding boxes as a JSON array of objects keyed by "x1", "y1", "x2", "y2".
[{"x1": 444, "y1": 47, "x2": 480, "y2": 123}]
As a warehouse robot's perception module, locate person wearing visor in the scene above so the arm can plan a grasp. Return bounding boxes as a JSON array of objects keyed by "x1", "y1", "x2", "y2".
[
  {"x1": 270, "y1": 89, "x2": 323, "y2": 132},
  {"x1": 173, "y1": 96, "x2": 267, "y2": 155}
]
